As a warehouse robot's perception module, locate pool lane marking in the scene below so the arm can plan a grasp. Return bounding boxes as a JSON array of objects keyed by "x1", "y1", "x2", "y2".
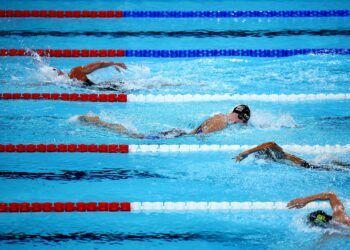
[
  {"x1": 1, "y1": 93, "x2": 350, "y2": 102},
  {"x1": 0, "y1": 10, "x2": 349, "y2": 18},
  {"x1": 1, "y1": 48, "x2": 350, "y2": 57},
  {"x1": 1, "y1": 144, "x2": 350, "y2": 154},
  {"x1": 1, "y1": 201, "x2": 348, "y2": 212}
]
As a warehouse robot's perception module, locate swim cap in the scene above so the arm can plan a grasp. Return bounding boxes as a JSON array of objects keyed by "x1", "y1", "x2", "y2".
[
  {"x1": 307, "y1": 210, "x2": 332, "y2": 227},
  {"x1": 232, "y1": 104, "x2": 251, "y2": 123}
]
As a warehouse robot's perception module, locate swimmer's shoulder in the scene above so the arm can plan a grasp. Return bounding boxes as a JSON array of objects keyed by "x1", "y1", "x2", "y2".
[{"x1": 211, "y1": 113, "x2": 227, "y2": 121}]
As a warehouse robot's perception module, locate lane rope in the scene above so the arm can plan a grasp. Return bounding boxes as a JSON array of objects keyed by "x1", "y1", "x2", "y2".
[
  {"x1": 0, "y1": 144, "x2": 349, "y2": 154},
  {"x1": 0, "y1": 202, "x2": 131, "y2": 212},
  {"x1": 0, "y1": 48, "x2": 349, "y2": 58},
  {"x1": 0, "y1": 144, "x2": 129, "y2": 153},
  {"x1": 0, "y1": 10, "x2": 349, "y2": 18},
  {"x1": 130, "y1": 144, "x2": 350, "y2": 154},
  {"x1": 1, "y1": 93, "x2": 350, "y2": 102},
  {"x1": 2, "y1": 201, "x2": 350, "y2": 213}
]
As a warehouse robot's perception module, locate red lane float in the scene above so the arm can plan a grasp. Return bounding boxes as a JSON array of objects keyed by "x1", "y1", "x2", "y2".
[
  {"x1": 0, "y1": 144, "x2": 129, "y2": 153},
  {"x1": 0, "y1": 202, "x2": 131, "y2": 212},
  {"x1": 0, "y1": 10, "x2": 124, "y2": 18},
  {"x1": 0, "y1": 93, "x2": 128, "y2": 102},
  {"x1": 0, "y1": 49, "x2": 126, "y2": 57}
]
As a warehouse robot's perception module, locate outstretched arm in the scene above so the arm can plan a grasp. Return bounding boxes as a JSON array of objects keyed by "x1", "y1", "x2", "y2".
[
  {"x1": 235, "y1": 141, "x2": 284, "y2": 162},
  {"x1": 235, "y1": 141, "x2": 309, "y2": 167},
  {"x1": 287, "y1": 192, "x2": 349, "y2": 225},
  {"x1": 78, "y1": 115, "x2": 144, "y2": 139},
  {"x1": 81, "y1": 61, "x2": 127, "y2": 75}
]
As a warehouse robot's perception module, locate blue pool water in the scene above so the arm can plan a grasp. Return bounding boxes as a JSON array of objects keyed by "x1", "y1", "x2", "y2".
[{"x1": 1, "y1": 0, "x2": 350, "y2": 249}]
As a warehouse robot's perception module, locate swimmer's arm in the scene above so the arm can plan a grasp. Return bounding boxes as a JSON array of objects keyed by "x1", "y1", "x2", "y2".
[
  {"x1": 81, "y1": 61, "x2": 127, "y2": 74},
  {"x1": 78, "y1": 115, "x2": 144, "y2": 139},
  {"x1": 287, "y1": 192, "x2": 348, "y2": 221},
  {"x1": 283, "y1": 153, "x2": 309, "y2": 167},
  {"x1": 235, "y1": 141, "x2": 284, "y2": 162}
]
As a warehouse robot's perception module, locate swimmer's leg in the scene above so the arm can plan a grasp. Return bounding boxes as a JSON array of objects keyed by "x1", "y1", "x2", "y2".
[
  {"x1": 331, "y1": 160, "x2": 350, "y2": 168},
  {"x1": 157, "y1": 129, "x2": 188, "y2": 138},
  {"x1": 78, "y1": 115, "x2": 144, "y2": 139}
]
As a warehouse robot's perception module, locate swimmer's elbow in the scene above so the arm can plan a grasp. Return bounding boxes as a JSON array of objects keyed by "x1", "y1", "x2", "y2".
[
  {"x1": 260, "y1": 141, "x2": 278, "y2": 148},
  {"x1": 327, "y1": 192, "x2": 337, "y2": 198}
]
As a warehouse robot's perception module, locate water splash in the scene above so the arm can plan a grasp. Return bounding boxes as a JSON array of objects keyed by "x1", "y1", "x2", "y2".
[
  {"x1": 25, "y1": 51, "x2": 74, "y2": 87},
  {"x1": 67, "y1": 115, "x2": 81, "y2": 123},
  {"x1": 250, "y1": 111, "x2": 298, "y2": 129}
]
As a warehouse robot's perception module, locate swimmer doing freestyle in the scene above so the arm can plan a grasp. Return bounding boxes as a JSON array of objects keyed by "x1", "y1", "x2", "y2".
[
  {"x1": 52, "y1": 61, "x2": 127, "y2": 90},
  {"x1": 288, "y1": 192, "x2": 350, "y2": 228},
  {"x1": 235, "y1": 141, "x2": 350, "y2": 171},
  {"x1": 78, "y1": 104, "x2": 251, "y2": 139}
]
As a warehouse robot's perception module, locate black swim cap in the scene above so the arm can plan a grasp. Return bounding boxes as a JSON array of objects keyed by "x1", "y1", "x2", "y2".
[
  {"x1": 232, "y1": 104, "x2": 251, "y2": 123},
  {"x1": 307, "y1": 210, "x2": 332, "y2": 227}
]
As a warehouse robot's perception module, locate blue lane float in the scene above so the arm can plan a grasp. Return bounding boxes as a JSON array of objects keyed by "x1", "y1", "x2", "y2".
[
  {"x1": 122, "y1": 10, "x2": 350, "y2": 18},
  {"x1": 125, "y1": 49, "x2": 350, "y2": 58}
]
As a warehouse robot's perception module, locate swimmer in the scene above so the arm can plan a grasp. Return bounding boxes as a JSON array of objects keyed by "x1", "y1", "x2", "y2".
[
  {"x1": 287, "y1": 192, "x2": 350, "y2": 228},
  {"x1": 235, "y1": 141, "x2": 350, "y2": 171},
  {"x1": 77, "y1": 104, "x2": 251, "y2": 139},
  {"x1": 52, "y1": 61, "x2": 127, "y2": 90}
]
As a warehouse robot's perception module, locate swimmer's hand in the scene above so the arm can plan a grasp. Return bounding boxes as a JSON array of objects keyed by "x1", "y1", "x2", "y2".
[
  {"x1": 292, "y1": 124, "x2": 303, "y2": 128},
  {"x1": 234, "y1": 153, "x2": 248, "y2": 162},
  {"x1": 287, "y1": 197, "x2": 308, "y2": 209},
  {"x1": 114, "y1": 63, "x2": 127, "y2": 72},
  {"x1": 78, "y1": 115, "x2": 101, "y2": 124}
]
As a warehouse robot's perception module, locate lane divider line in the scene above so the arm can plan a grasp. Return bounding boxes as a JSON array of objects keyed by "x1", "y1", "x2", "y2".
[
  {"x1": 1, "y1": 93, "x2": 350, "y2": 102},
  {"x1": 0, "y1": 93, "x2": 128, "y2": 102},
  {"x1": 130, "y1": 144, "x2": 350, "y2": 154},
  {"x1": 0, "y1": 10, "x2": 349, "y2": 18},
  {"x1": 0, "y1": 144, "x2": 129, "y2": 153},
  {"x1": 0, "y1": 144, "x2": 349, "y2": 154},
  {"x1": 0, "y1": 202, "x2": 131, "y2": 212},
  {"x1": 0, "y1": 48, "x2": 349, "y2": 58},
  {"x1": 2, "y1": 201, "x2": 349, "y2": 213}
]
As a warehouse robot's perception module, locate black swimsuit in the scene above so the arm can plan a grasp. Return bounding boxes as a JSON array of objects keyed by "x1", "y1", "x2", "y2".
[
  {"x1": 193, "y1": 126, "x2": 203, "y2": 134},
  {"x1": 82, "y1": 79, "x2": 123, "y2": 91},
  {"x1": 83, "y1": 78, "x2": 95, "y2": 86},
  {"x1": 145, "y1": 129, "x2": 188, "y2": 140}
]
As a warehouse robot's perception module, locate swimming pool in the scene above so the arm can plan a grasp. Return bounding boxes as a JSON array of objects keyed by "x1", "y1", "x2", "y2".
[{"x1": 1, "y1": 0, "x2": 350, "y2": 249}]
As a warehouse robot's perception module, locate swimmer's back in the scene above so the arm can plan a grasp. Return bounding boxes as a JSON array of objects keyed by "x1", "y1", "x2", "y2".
[{"x1": 191, "y1": 114, "x2": 227, "y2": 134}]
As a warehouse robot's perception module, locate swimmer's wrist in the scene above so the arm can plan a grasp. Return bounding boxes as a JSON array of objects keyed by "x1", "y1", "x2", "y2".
[{"x1": 301, "y1": 161, "x2": 310, "y2": 168}]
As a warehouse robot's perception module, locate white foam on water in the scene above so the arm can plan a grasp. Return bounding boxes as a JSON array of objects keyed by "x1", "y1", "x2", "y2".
[{"x1": 250, "y1": 111, "x2": 298, "y2": 129}]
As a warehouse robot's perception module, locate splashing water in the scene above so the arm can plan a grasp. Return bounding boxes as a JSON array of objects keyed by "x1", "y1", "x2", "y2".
[
  {"x1": 250, "y1": 111, "x2": 298, "y2": 129},
  {"x1": 115, "y1": 64, "x2": 203, "y2": 91},
  {"x1": 25, "y1": 51, "x2": 74, "y2": 86}
]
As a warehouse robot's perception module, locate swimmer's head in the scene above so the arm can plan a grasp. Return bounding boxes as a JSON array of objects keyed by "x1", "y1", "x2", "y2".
[
  {"x1": 307, "y1": 210, "x2": 332, "y2": 228},
  {"x1": 52, "y1": 67, "x2": 65, "y2": 76},
  {"x1": 232, "y1": 104, "x2": 251, "y2": 123}
]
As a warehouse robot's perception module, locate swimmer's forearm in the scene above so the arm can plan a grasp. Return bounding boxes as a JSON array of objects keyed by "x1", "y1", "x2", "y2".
[
  {"x1": 287, "y1": 192, "x2": 341, "y2": 209},
  {"x1": 242, "y1": 142, "x2": 281, "y2": 156},
  {"x1": 82, "y1": 61, "x2": 124, "y2": 74},
  {"x1": 300, "y1": 193, "x2": 344, "y2": 211},
  {"x1": 284, "y1": 153, "x2": 307, "y2": 166}
]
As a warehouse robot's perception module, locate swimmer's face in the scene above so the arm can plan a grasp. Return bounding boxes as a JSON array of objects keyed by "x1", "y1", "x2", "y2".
[
  {"x1": 52, "y1": 68, "x2": 65, "y2": 76},
  {"x1": 232, "y1": 112, "x2": 247, "y2": 124}
]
